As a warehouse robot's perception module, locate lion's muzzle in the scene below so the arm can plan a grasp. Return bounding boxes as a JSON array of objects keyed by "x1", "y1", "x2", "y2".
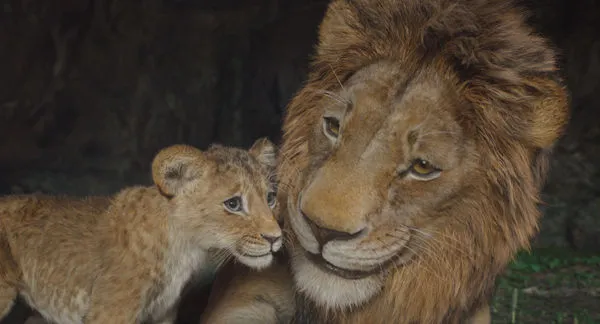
[
  {"x1": 301, "y1": 209, "x2": 366, "y2": 249},
  {"x1": 289, "y1": 191, "x2": 412, "y2": 280}
]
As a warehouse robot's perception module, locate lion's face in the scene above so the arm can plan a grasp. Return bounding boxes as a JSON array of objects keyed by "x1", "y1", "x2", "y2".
[
  {"x1": 279, "y1": 0, "x2": 569, "y2": 320},
  {"x1": 286, "y1": 61, "x2": 481, "y2": 307},
  {"x1": 153, "y1": 138, "x2": 282, "y2": 270},
  {"x1": 178, "y1": 163, "x2": 281, "y2": 270}
]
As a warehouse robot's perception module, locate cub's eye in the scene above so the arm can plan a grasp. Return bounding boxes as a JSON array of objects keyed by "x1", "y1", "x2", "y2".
[
  {"x1": 409, "y1": 159, "x2": 441, "y2": 180},
  {"x1": 266, "y1": 191, "x2": 277, "y2": 208},
  {"x1": 223, "y1": 196, "x2": 243, "y2": 213},
  {"x1": 323, "y1": 117, "x2": 340, "y2": 139}
]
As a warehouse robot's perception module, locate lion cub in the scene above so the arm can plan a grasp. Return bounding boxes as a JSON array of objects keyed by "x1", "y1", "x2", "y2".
[{"x1": 0, "y1": 138, "x2": 282, "y2": 324}]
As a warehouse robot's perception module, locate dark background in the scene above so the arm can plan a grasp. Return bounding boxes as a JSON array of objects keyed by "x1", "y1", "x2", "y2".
[{"x1": 0, "y1": 0, "x2": 599, "y2": 322}]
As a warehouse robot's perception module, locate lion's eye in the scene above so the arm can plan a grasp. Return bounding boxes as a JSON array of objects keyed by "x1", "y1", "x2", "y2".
[
  {"x1": 266, "y1": 191, "x2": 277, "y2": 208},
  {"x1": 224, "y1": 196, "x2": 243, "y2": 213},
  {"x1": 410, "y1": 159, "x2": 440, "y2": 180},
  {"x1": 323, "y1": 117, "x2": 340, "y2": 139}
]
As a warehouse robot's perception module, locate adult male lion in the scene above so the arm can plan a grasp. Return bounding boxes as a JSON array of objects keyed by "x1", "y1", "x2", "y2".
[{"x1": 203, "y1": 0, "x2": 570, "y2": 323}]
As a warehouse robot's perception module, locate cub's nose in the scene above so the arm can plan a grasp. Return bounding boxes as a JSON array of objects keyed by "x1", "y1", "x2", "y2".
[
  {"x1": 261, "y1": 234, "x2": 282, "y2": 252},
  {"x1": 301, "y1": 210, "x2": 365, "y2": 246},
  {"x1": 261, "y1": 234, "x2": 280, "y2": 244}
]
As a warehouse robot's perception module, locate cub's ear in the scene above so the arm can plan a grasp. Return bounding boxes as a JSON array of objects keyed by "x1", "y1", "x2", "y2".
[
  {"x1": 151, "y1": 144, "x2": 206, "y2": 199},
  {"x1": 249, "y1": 137, "x2": 277, "y2": 169}
]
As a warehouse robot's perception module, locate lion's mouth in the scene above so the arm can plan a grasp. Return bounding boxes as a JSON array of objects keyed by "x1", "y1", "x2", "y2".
[
  {"x1": 304, "y1": 251, "x2": 381, "y2": 280},
  {"x1": 235, "y1": 245, "x2": 272, "y2": 259},
  {"x1": 242, "y1": 251, "x2": 271, "y2": 258},
  {"x1": 290, "y1": 192, "x2": 414, "y2": 279},
  {"x1": 304, "y1": 246, "x2": 414, "y2": 280}
]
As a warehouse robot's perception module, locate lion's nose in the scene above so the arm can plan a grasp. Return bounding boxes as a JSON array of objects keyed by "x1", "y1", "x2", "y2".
[
  {"x1": 301, "y1": 210, "x2": 365, "y2": 246},
  {"x1": 261, "y1": 234, "x2": 282, "y2": 252},
  {"x1": 261, "y1": 234, "x2": 281, "y2": 245}
]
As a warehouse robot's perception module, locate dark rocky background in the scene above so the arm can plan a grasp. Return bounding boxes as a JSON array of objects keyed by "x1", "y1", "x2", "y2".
[{"x1": 0, "y1": 0, "x2": 599, "y2": 323}]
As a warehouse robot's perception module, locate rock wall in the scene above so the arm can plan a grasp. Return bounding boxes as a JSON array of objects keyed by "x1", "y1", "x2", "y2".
[
  {"x1": 0, "y1": 0, "x2": 326, "y2": 195},
  {"x1": 523, "y1": 0, "x2": 600, "y2": 249},
  {"x1": 0, "y1": 0, "x2": 598, "y2": 248}
]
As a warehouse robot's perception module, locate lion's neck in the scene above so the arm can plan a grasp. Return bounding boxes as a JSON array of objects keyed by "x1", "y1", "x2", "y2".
[
  {"x1": 142, "y1": 190, "x2": 211, "y2": 319},
  {"x1": 165, "y1": 213, "x2": 210, "y2": 278},
  {"x1": 145, "y1": 234, "x2": 208, "y2": 319}
]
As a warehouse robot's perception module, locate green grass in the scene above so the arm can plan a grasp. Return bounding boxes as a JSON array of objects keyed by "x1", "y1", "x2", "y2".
[{"x1": 492, "y1": 247, "x2": 600, "y2": 324}]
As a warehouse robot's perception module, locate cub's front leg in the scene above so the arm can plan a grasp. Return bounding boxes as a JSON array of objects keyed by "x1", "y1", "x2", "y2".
[{"x1": 84, "y1": 272, "x2": 147, "y2": 324}]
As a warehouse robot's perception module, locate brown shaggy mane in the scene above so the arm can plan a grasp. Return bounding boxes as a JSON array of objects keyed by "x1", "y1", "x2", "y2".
[{"x1": 280, "y1": 0, "x2": 570, "y2": 323}]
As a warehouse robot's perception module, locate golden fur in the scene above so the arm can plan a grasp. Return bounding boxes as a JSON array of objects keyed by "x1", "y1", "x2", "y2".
[
  {"x1": 0, "y1": 138, "x2": 282, "y2": 324},
  {"x1": 271, "y1": 0, "x2": 570, "y2": 323},
  {"x1": 199, "y1": 255, "x2": 295, "y2": 324}
]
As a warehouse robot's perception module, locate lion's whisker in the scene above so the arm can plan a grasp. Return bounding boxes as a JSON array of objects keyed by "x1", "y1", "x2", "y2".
[
  {"x1": 410, "y1": 239, "x2": 455, "y2": 274},
  {"x1": 328, "y1": 63, "x2": 346, "y2": 92},
  {"x1": 402, "y1": 245, "x2": 449, "y2": 283},
  {"x1": 409, "y1": 227, "x2": 476, "y2": 262}
]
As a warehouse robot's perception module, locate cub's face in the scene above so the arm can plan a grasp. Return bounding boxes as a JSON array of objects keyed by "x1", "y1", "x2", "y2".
[
  {"x1": 285, "y1": 61, "x2": 479, "y2": 307},
  {"x1": 153, "y1": 138, "x2": 282, "y2": 270}
]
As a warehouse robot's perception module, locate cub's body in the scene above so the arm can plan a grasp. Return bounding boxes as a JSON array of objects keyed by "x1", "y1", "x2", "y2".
[
  {"x1": 1, "y1": 192, "x2": 206, "y2": 324},
  {"x1": 1, "y1": 196, "x2": 109, "y2": 324},
  {"x1": 0, "y1": 138, "x2": 282, "y2": 324}
]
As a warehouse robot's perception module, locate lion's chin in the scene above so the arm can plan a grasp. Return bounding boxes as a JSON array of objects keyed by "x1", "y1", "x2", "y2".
[
  {"x1": 233, "y1": 251, "x2": 274, "y2": 271},
  {"x1": 291, "y1": 247, "x2": 384, "y2": 310}
]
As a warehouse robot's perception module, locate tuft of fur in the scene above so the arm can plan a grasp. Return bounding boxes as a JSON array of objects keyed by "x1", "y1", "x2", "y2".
[
  {"x1": 199, "y1": 254, "x2": 295, "y2": 324},
  {"x1": 276, "y1": 0, "x2": 570, "y2": 323},
  {"x1": 0, "y1": 138, "x2": 282, "y2": 324}
]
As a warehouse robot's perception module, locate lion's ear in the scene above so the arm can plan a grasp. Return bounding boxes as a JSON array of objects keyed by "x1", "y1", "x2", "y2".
[
  {"x1": 527, "y1": 78, "x2": 570, "y2": 149},
  {"x1": 249, "y1": 137, "x2": 277, "y2": 170},
  {"x1": 151, "y1": 144, "x2": 206, "y2": 199}
]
